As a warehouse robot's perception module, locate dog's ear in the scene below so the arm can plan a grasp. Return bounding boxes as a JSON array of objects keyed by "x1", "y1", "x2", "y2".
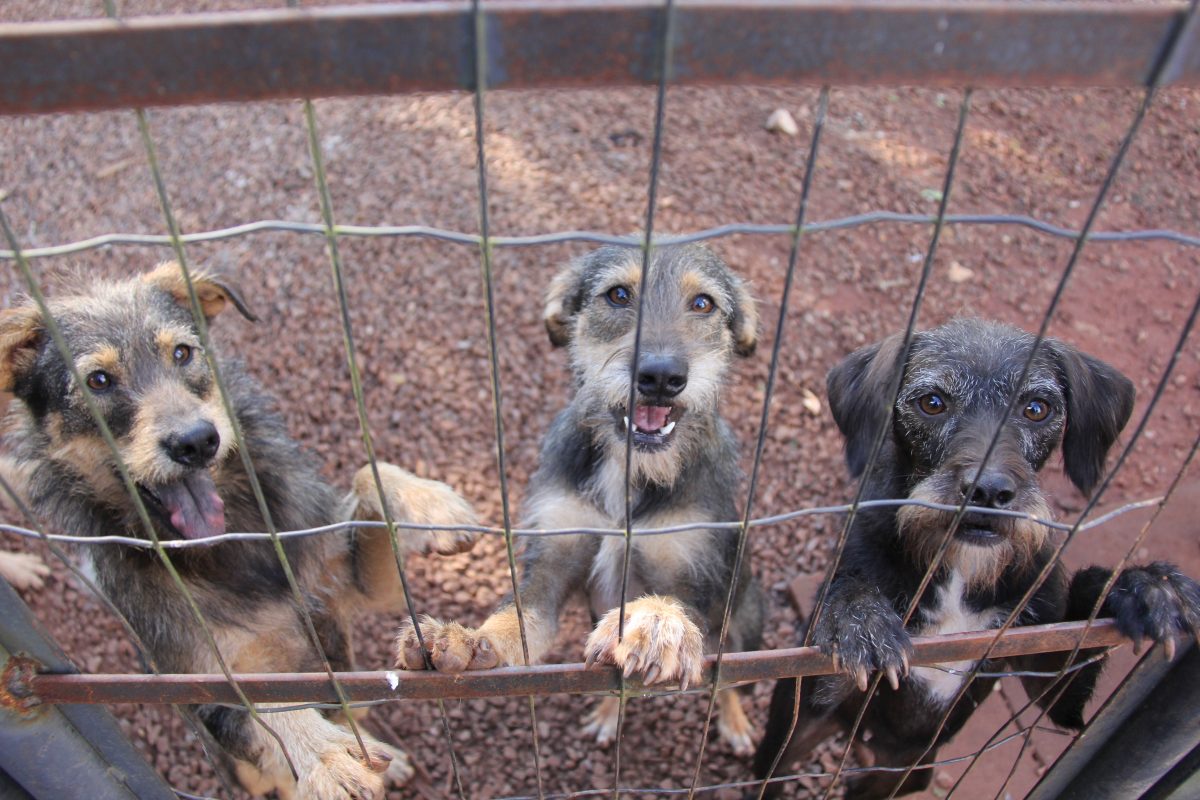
[
  {"x1": 1047, "y1": 340, "x2": 1135, "y2": 496},
  {"x1": 826, "y1": 333, "x2": 908, "y2": 477},
  {"x1": 727, "y1": 275, "x2": 759, "y2": 358},
  {"x1": 142, "y1": 262, "x2": 258, "y2": 323},
  {"x1": 0, "y1": 305, "x2": 43, "y2": 392},
  {"x1": 543, "y1": 260, "x2": 589, "y2": 348}
]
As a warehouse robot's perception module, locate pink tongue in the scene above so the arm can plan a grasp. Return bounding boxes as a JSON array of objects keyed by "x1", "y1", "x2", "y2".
[
  {"x1": 634, "y1": 405, "x2": 671, "y2": 432},
  {"x1": 155, "y1": 472, "x2": 226, "y2": 540}
]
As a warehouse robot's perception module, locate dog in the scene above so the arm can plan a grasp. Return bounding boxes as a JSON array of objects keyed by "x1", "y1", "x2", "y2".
[
  {"x1": 752, "y1": 318, "x2": 1200, "y2": 799},
  {"x1": 0, "y1": 262, "x2": 480, "y2": 800},
  {"x1": 393, "y1": 244, "x2": 766, "y2": 753}
]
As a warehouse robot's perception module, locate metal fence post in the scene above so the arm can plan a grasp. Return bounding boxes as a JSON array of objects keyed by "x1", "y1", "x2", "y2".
[{"x1": 0, "y1": 579, "x2": 175, "y2": 800}]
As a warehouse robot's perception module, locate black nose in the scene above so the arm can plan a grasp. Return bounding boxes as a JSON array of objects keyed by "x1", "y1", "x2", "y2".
[
  {"x1": 636, "y1": 355, "x2": 688, "y2": 399},
  {"x1": 163, "y1": 421, "x2": 220, "y2": 468},
  {"x1": 962, "y1": 471, "x2": 1017, "y2": 509}
]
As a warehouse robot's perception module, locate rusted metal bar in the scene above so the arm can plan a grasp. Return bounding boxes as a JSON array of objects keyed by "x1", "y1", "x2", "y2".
[
  {"x1": 1, "y1": 1, "x2": 1198, "y2": 116},
  {"x1": 26, "y1": 619, "x2": 1128, "y2": 707}
]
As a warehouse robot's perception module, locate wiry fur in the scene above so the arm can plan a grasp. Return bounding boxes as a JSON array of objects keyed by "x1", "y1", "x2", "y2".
[
  {"x1": 0, "y1": 263, "x2": 479, "y2": 800},
  {"x1": 752, "y1": 319, "x2": 1200, "y2": 799},
  {"x1": 395, "y1": 244, "x2": 765, "y2": 753}
]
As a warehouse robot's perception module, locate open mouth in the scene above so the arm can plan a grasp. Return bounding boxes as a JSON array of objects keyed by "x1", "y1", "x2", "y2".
[
  {"x1": 613, "y1": 405, "x2": 686, "y2": 449},
  {"x1": 137, "y1": 471, "x2": 226, "y2": 540},
  {"x1": 955, "y1": 512, "x2": 1004, "y2": 546}
]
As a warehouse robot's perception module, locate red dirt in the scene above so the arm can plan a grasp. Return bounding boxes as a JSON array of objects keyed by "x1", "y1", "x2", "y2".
[{"x1": 0, "y1": 3, "x2": 1198, "y2": 799}]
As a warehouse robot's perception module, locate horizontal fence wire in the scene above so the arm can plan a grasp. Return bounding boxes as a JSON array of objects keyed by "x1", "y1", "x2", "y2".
[
  {"x1": 2, "y1": 214, "x2": 1198, "y2": 260},
  {"x1": 0, "y1": 496, "x2": 1165, "y2": 548}
]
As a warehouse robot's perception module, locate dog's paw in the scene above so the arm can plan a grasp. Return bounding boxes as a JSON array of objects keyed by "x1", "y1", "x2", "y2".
[
  {"x1": 1107, "y1": 562, "x2": 1200, "y2": 659},
  {"x1": 582, "y1": 696, "x2": 621, "y2": 746},
  {"x1": 394, "y1": 616, "x2": 500, "y2": 673},
  {"x1": 352, "y1": 463, "x2": 479, "y2": 556},
  {"x1": 584, "y1": 595, "x2": 705, "y2": 690},
  {"x1": 0, "y1": 551, "x2": 50, "y2": 591},
  {"x1": 296, "y1": 733, "x2": 391, "y2": 800},
  {"x1": 813, "y1": 600, "x2": 912, "y2": 692},
  {"x1": 376, "y1": 742, "x2": 415, "y2": 788}
]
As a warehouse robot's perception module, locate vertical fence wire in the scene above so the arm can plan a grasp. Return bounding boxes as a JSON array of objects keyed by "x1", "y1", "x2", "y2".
[
  {"x1": 611, "y1": 1, "x2": 675, "y2": 796},
  {"x1": 683, "y1": 85, "x2": 830, "y2": 799},
  {"x1": 753, "y1": 86, "x2": 975, "y2": 800},
  {"x1": 298, "y1": 96, "x2": 470, "y2": 798},
  {"x1": 131, "y1": 103, "x2": 381, "y2": 765},
  {"x1": 468, "y1": 1, "x2": 546, "y2": 797}
]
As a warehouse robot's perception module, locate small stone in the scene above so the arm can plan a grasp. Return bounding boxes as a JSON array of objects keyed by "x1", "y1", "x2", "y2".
[
  {"x1": 797, "y1": 389, "x2": 822, "y2": 417},
  {"x1": 947, "y1": 261, "x2": 974, "y2": 283},
  {"x1": 765, "y1": 108, "x2": 799, "y2": 136}
]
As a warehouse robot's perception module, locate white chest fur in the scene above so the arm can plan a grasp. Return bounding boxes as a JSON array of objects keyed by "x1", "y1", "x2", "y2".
[{"x1": 911, "y1": 572, "x2": 1001, "y2": 705}]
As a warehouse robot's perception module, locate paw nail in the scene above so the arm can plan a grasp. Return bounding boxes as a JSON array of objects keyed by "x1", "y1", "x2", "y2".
[
  {"x1": 1164, "y1": 636, "x2": 1177, "y2": 661},
  {"x1": 643, "y1": 664, "x2": 661, "y2": 685},
  {"x1": 885, "y1": 666, "x2": 900, "y2": 691}
]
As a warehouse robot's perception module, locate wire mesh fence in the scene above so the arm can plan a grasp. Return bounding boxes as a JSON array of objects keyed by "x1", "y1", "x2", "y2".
[{"x1": 0, "y1": 2, "x2": 1199, "y2": 799}]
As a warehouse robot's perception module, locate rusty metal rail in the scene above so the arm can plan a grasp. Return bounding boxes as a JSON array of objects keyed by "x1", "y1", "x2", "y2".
[
  {"x1": 20, "y1": 620, "x2": 1127, "y2": 707},
  {"x1": 1, "y1": 1, "x2": 1199, "y2": 116}
]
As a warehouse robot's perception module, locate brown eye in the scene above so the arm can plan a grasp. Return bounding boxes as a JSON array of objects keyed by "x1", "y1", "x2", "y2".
[
  {"x1": 1023, "y1": 398, "x2": 1050, "y2": 422},
  {"x1": 691, "y1": 294, "x2": 716, "y2": 314},
  {"x1": 86, "y1": 371, "x2": 113, "y2": 392},
  {"x1": 173, "y1": 344, "x2": 193, "y2": 365},
  {"x1": 606, "y1": 286, "x2": 632, "y2": 307},
  {"x1": 918, "y1": 393, "x2": 947, "y2": 416}
]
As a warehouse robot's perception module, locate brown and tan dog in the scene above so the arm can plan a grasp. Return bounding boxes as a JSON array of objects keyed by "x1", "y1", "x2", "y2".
[{"x1": 0, "y1": 263, "x2": 479, "y2": 800}]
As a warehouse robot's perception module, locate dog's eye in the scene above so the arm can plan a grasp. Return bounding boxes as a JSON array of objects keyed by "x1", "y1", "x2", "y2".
[
  {"x1": 1023, "y1": 399, "x2": 1051, "y2": 422},
  {"x1": 606, "y1": 286, "x2": 632, "y2": 307},
  {"x1": 690, "y1": 294, "x2": 716, "y2": 314},
  {"x1": 85, "y1": 371, "x2": 113, "y2": 393},
  {"x1": 173, "y1": 344, "x2": 193, "y2": 366},
  {"x1": 918, "y1": 393, "x2": 947, "y2": 416}
]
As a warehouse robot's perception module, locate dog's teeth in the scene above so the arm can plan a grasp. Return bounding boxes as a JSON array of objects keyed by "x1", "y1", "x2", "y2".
[
  {"x1": 661, "y1": 421, "x2": 675, "y2": 435},
  {"x1": 623, "y1": 416, "x2": 630, "y2": 430}
]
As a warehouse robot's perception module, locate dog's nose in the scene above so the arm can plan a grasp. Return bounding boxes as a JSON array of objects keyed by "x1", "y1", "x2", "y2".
[
  {"x1": 962, "y1": 471, "x2": 1017, "y2": 509},
  {"x1": 636, "y1": 355, "x2": 688, "y2": 399},
  {"x1": 163, "y1": 421, "x2": 221, "y2": 468}
]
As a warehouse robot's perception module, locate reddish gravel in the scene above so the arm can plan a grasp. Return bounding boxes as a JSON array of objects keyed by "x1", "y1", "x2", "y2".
[{"x1": 1, "y1": 3, "x2": 1199, "y2": 799}]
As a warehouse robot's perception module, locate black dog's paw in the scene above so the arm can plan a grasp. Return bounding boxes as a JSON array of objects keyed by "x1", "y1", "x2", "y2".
[
  {"x1": 1106, "y1": 562, "x2": 1200, "y2": 659},
  {"x1": 813, "y1": 598, "x2": 913, "y2": 692}
]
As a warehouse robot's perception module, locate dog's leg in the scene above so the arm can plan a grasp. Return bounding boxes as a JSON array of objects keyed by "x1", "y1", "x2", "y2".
[
  {"x1": 716, "y1": 688, "x2": 755, "y2": 757},
  {"x1": 395, "y1": 532, "x2": 597, "y2": 671},
  {"x1": 582, "y1": 695, "x2": 622, "y2": 746},
  {"x1": 752, "y1": 676, "x2": 841, "y2": 800},
  {"x1": 0, "y1": 549, "x2": 50, "y2": 590},
  {"x1": 347, "y1": 462, "x2": 478, "y2": 606},
  {"x1": 249, "y1": 705, "x2": 402, "y2": 800},
  {"x1": 841, "y1": 743, "x2": 935, "y2": 800},
  {"x1": 584, "y1": 595, "x2": 706, "y2": 689}
]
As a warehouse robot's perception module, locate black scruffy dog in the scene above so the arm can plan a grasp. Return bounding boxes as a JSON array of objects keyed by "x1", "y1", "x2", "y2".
[
  {"x1": 752, "y1": 318, "x2": 1200, "y2": 799},
  {"x1": 0, "y1": 263, "x2": 479, "y2": 800}
]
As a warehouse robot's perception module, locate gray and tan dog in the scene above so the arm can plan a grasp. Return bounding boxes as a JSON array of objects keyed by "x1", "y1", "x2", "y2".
[
  {"x1": 0, "y1": 263, "x2": 479, "y2": 800},
  {"x1": 395, "y1": 244, "x2": 766, "y2": 753}
]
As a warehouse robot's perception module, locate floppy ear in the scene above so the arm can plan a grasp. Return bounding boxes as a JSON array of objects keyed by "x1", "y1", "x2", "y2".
[
  {"x1": 727, "y1": 275, "x2": 759, "y2": 358},
  {"x1": 542, "y1": 259, "x2": 589, "y2": 348},
  {"x1": 1047, "y1": 340, "x2": 1135, "y2": 496},
  {"x1": 826, "y1": 333, "x2": 907, "y2": 477},
  {"x1": 142, "y1": 261, "x2": 258, "y2": 322},
  {"x1": 0, "y1": 305, "x2": 43, "y2": 393}
]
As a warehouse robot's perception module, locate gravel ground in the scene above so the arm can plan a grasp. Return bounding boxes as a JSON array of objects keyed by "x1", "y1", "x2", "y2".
[{"x1": 1, "y1": 3, "x2": 1199, "y2": 798}]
